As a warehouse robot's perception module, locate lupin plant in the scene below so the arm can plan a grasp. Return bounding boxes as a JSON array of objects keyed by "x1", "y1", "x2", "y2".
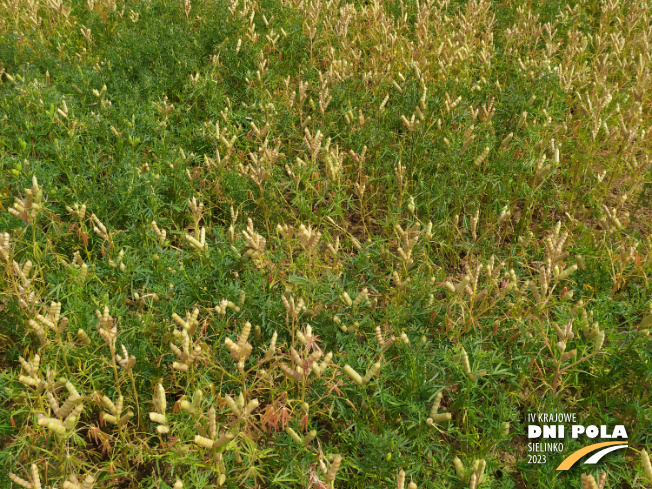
[{"x1": 2, "y1": 0, "x2": 652, "y2": 487}]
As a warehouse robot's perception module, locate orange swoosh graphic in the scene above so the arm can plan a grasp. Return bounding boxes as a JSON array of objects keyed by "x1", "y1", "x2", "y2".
[{"x1": 556, "y1": 442, "x2": 628, "y2": 470}]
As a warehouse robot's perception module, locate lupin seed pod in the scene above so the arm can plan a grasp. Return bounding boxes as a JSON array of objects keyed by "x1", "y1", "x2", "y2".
[
  {"x1": 397, "y1": 469, "x2": 405, "y2": 489},
  {"x1": 326, "y1": 455, "x2": 342, "y2": 483},
  {"x1": 362, "y1": 361, "x2": 382, "y2": 384},
  {"x1": 641, "y1": 449, "x2": 652, "y2": 482},
  {"x1": 77, "y1": 329, "x2": 91, "y2": 346},
  {"x1": 286, "y1": 427, "x2": 303, "y2": 444},
  {"x1": 180, "y1": 400, "x2": 196, "y2": 414},
  {"x1": 560, "y1": 349, "x2": 577, "y2": 361},
  {"x1": 593, "y1": 331, "x2": 605, "y2": 353},
  {"x1": 194, "y1": 435, "x2": 214, "y2": 448},
  {"x1": 224, "y1": 394, "x2": 242, "y2": 416},
  {"x1": 455, "y1": 276, "x2": 471, "y2": 294},
  {"x1": 214, "y1": 432, "x2": 234, "y2": 448},
  {"x1": 453, "y1": 457, "x2": 465, "y2": 479},
  {"x1": 429, "y1": 391, "x2": 443, "y2": 418},
  {"x1": 303, "y1": 429, "x2": 317, "y2": 446},
  {"x1": 343, "y1": 365, "x2": 363, "y2": 385},
  {"x1": 375, "y1": 325, "x2": 385, "y2": 347},
  {"x1": 244, "y1": 399, "x2": 259, "y2": 415},
  {"x1": 581, "y1": 473, "x2": 599, "y2": 489}
]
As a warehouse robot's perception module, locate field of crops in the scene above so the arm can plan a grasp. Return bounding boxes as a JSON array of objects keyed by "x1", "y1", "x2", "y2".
[{"x1": 1, "y1": 0, "x2": 651, "y2": 487}]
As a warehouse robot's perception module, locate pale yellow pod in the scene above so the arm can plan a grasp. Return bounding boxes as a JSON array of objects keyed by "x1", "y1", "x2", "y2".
[
  {"x1": 343, "y1": 365, "x2": 363, "y2": 385},
  {"x1": 19, "y1": 375, "x2": 39, "y2": 387},
  {"x1": 362, "y1": 361, "x2": 382, "y2": 385},
  {"x1": 245, "y1": 399, "x2": 259, "y2": 415},
  {"x1": 173, "y1": 362, "x2": 188, "y2": 372},
  {"x1": 80, "y1": 475, "x2": 95, "y2": 489},
  {"x1": 430, "y1": 413, "x2": 451, "y2": 422},
  {"x1": 397, "y1": 469, "x2": 405, "y2": 489},
  {"x1": 429, "y1": 391, "x2": 443, "y2": 418},
  {"x1": 102, "y1": 414, "x2": 117, "y2": 425},
  {"x1": 46, "y1": 391, "x2": 60, "y2": 416},
  {"x1": 180, "y1": 400, "x2": 196, "y2": 414},
  {"x1": 303, "y1": 430, "x2": 317, "y2": 446},
  {"x1": 224, "y1": 395, "x2": 242, "y2": 416},
  {"x1": 194, "y1": 435, "x2": 214, "y2": 448},
  {"x1": 642, "y1": 449, "x2": 652, "y2": 482},
  {"x1": 31, "y1": 464, "x2": 41, "y2": 489},
  {"x1": 10, "y1": 472, "x2": 34, "y2": 489},
  {"x1": 65, "y1": 405, "x2": 84, "y2": 429},
  {"x1": 149, "y1": 412, "x2": 166, "y2": 424},
  {"x1": 77, "y1": 329, "x2": 91, "y2": 346},
  {"x1": 560, "y1": 349, "x2": 577, "y2": 362},
  {"x1": 286, "y1": 427, "x2": 303, "y2": 444},
  {"x1": 453, "y1": 457, "x2": 465, "y2": 478},
  {"x1": 156, "y1": 425, "x2": 169, "y2": 434},
  {"x1": 238, "y1": 322, "x2": 251, "y2": 350},
  {"x1": 118, "y1": 412, "x2": 133, "y2": 427},
  {"x1": 46, "y1": 418, "x2": 65, "y2": 435},
  {"x1": 214, "y1": 432, "x2": 234, "y2": 448},
  {"x1": 593, "y1": 331, "x2": 605, "y2": 354},
  {"x1": 375, "y1": 326, "x2": 385, "y2": 347},
  {"x1": 326, "y1": 455, "x2": 342, "y2": 482}
]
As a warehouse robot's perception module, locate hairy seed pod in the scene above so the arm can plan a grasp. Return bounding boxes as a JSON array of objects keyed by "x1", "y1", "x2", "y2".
[
  {"x1": 117, "y1": 411, "x2": 133, "y2": 427},
  {"x1": 638, "y1": 314, "x2": 652, "y2": 331},
  {"x1": 641, "y1": 450, "x2": 652, "y2": 482},
  {"x1": 303, "y1": 429, "x2": 317, "y2": 446},
  {"x1": 453, "y1": 457, "x2": 465, "y2": 478},
  {"x1": 173, "y1": 361, "x2": 188, "y2": 372},
  {"x1": 343, "y1": 365, "x2": 363, "y2": 385},
  {"x1": 214, "y1": 432, "x2": 234, "y2": 448},
  {"x1": 362, "y1": 361, "x2": 382, "y2": 384},
  {"x1": 102, "y1": 414, "x2": 117, "y2": 425},
  {"x1": 245, "y1": 399, "x2": 259, "y2": 415},
  {"x1": 31, "y1": 464, "x2": 41, "y2": 489},
  {"x1": 238, "y1": 322, "x2": 251, "y2": 350},
  {"x1": 9, "y1": 472, "x2": 34, "y2": 489},
  {"x1": 581, "y1": 474, "x2": 598, "y2": 489},
  {"x1": 326, "y1": 455, "x2": 342, "y2": 483},
  {"x1": 149, "y1": 412, "x2": 166, "y2": 424},
  {"x1": 286, "y1": 427, "x2": 303, "y2": 444},
  {"x1": 224, "y1": 395, "x2": 242, "y2": 416},
  {"x1": 194, "y1": 435, "x2": 214, "y2": 448},
  {"x1": 180, "y1": 400, "x2": 196, "y2": 414},
  {"x1": 77, "y1": 329, "x2": 91, "y2": 346},
  {"x1": 397, "y1": 469, "x2": 405, "y2": 489},
  {"x1": 431, "y1": 413, "x2": 452, "y2": 422},
  {"x1": 429, "y1": 391, "x2": 443, "y2": 418},
  {"x1": 375, "y1": 325, "x2": 385, "y2": 347},
  {"x1": 455, "y1": 276, "x2": 470, "y2": 294},
  {"x1": 557, "y1": 265, "x2": 578, "y2": 281},
  {"x1": 560, "y1": 349, "x2": 577, "y2": 361},
  {"x1": 593, "y1": 331, "x2": 605, "y2": 354},
  {"x1": 102, "y1": 395, "x2": 117, "y2": 415}
]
